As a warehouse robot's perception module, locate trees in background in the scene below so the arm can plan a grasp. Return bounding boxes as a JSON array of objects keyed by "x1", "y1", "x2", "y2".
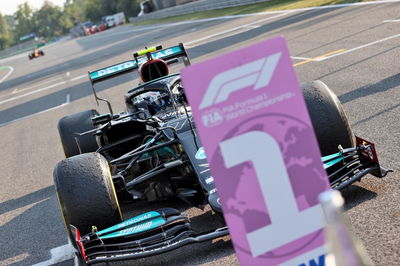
[
  {"x1": 35, "y1": 2, "x2": 65, "y2": 38},
  {"x1": 0, "y1": 13, "x2": 11, "y2": 49},
  {"x1": 84, "y1": 0, "x2": 140, "y2": 22},
  {"x1": 116, "y1": 0, "x2": 141, "y2": 20},
  {"x1": 0, "y1": 0, "x2": 142, "y2": 49},
  {"x1": 13, "y1": 2, "x2": 35, "y2": 41}
]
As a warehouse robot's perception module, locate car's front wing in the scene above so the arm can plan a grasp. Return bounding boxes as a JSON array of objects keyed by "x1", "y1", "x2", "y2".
[
  {"x1": 73, "y1": 208, "x2": 229, "y2": 265},
  {"x1": 323, "y1": 136, "x2": 391, "y2": 190}
]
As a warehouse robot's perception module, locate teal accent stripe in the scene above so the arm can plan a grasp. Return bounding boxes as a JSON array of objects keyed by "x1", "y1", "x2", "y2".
[
  {"x1": 321, "y1": 152, "x2": 341, "y2": 163},
  {"x1": 89, "y1": 60, "x2": 138, "y2": 81},
  {"x1": 100, "y1": 217, "x2": 166, "y2": 239},
  {"x1": 97, "y1": 211, "x2": 160, "y2": 236},
  {"x1": 323, "y1": 157, "x2": 343, "y2": 169},
  {"x1": 151, "y1": 45, "x2": 183, "y2": 60}
]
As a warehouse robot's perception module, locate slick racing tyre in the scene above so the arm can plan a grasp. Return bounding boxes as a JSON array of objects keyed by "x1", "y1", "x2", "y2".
[
  {"x1": 54, "y1": 152, "x2": 123, "y2": 244},
  {"x1": 302, "y1": 80, "x2": 354, "y2": 157},
  {"x1": 58, "y1": 109, "x2": 99, "y2": 158}
]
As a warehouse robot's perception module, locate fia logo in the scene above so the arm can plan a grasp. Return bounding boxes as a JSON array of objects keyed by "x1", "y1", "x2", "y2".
[{"x1": 201, "y1": 108, "x2": 224, "y2": 127}]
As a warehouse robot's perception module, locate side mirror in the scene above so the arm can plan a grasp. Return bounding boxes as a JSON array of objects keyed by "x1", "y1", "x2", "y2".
[{"x1": 91, "y1": 113, "x2": 112, "y2": 126}]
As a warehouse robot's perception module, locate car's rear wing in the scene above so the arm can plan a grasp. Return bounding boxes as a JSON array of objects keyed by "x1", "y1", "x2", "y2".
[{"x1": 88, "y1": 43, "x2": 190, "y2": 84}]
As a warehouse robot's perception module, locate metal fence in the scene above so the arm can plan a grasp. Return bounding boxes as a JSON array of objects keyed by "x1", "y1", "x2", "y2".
[{"x1": 130, "y1": 0, "x2": 272, "y2": 22}]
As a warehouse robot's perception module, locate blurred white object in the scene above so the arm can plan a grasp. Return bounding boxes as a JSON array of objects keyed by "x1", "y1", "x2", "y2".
[{"x1": 319, "y1": 190, "x2": 372, "y2": 266}]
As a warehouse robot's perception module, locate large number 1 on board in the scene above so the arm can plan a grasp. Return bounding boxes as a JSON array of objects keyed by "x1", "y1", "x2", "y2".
[{"x1": 219, "y1": 131, "x2": 325, "y2": 257}]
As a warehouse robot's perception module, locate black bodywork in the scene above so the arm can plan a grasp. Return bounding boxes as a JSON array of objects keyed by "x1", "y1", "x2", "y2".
[{"x1": 85, "y1": 73, "x2": 221, "y2": 213}]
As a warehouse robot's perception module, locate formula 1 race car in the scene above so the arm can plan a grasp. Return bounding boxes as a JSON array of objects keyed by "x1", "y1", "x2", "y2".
[
  {"x1": 53, "y1": 44, "x2": 391, "y2": 264},
  {"x1": 28, "y1": 48, "x2": 45, "y2": 60}
]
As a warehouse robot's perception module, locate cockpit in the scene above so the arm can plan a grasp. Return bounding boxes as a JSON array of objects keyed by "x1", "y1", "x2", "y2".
[{"x1": 131, "y1": 89, "x2": 175, "y2": 120}]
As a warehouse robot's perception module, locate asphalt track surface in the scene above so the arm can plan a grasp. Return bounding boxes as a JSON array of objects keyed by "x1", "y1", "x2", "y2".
[{"x1": 1, "y1": 1, "x2": 400, "y2": 265}]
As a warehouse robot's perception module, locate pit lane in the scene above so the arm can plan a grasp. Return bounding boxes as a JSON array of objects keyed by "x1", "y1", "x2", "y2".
[{"x1": 1, "y1": 1, "x2": 400, "y2": 265}]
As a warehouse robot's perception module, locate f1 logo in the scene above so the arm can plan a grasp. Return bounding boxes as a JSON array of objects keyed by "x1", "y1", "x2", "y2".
[{"x1": 199, "y1": 52, "x2": 282, "y2": 110}]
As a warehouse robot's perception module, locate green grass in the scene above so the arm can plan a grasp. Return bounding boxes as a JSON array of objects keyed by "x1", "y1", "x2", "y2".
[{"x1": 131, "y1": 0, "x2": 376, "y2": 26}]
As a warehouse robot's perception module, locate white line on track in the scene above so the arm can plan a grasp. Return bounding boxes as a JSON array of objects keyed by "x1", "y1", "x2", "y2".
[
  {"x1": 0, "y1": 94, "x2": 70, "y2": 127},
  {"x1": 126, "y1": 10, "x2": 289, "y2": 31},
  {"x1": 318, "y1": 32, "x2": 400, "y2": 61},
  {"x1": 243, "y1": 25, "x2": 261, "y2": 29},
  {"x1": 291, "y1": 56, "x2": 312, "y2": 60},
  {"x1": 185, "y1": 11, "x2": 293, "y2": 47},
  {"x1": 0, "y1": 74, "x2": 86, "y2": 106},
  {"x1": 278, "y1": 0, "x2": 400, "y2": 12},
  {"x1": 12, "y1": 76, "x2": 63, "y2": 94},
  {"x1": 70, "y1": 74, "x2": 88, "y2": 81},
  {"x1": 32, "y1": 240, "x2": 75, "y2": 266},
  {"x1": 0, "y1": 66, "x2": 14, "y2": 84},
  {"x1": 383, "y1": 19, "x2": 400, "y2": 22},
  {"x1": 0, "y1": 80, "x2": 66, "y2": 106}
]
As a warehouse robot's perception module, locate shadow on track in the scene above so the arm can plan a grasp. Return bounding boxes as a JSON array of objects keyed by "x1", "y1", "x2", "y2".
[
  {"x1": 0, "y1": 186, "x2": 54, "y2": 216},
  {"x1": 0, "y1": 186, "x2": 234, "y2": 265},
  {"x1": 338, "y1": 73, "x2": 400, "y2": 104},
  {"x1": 188, "y1": 6, "x2": 353, "y2": 58},
  {"x1": 287, "y1": 4, "x2": 390, "y2": 56},
  {"x1": 0, "y1": 186, "x2": 68, "y2": 265},
  {"x1": 121, "y1": 200, "x2": 235, "y2": 266},
  {"x1": 352, "y1": 102, "x2": 400, "y2": 127},
  {"x1": 0, "y1": 73, "x2": 135, "y2": 126},
  {"x1": 341, "y1": 184, "x2": 377, "y2": 211}
]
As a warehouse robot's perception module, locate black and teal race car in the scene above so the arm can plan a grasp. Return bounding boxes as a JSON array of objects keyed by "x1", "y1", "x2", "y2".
[{"x1": 53, "y1": 44, "x2": 390, "y2": 264}]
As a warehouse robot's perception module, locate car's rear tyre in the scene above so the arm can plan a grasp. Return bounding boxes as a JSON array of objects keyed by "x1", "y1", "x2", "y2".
[
  {"x1": 58, "y1": 109, "x2": 99, "y2": 158},
  {"x1": 40, "y1": 51, "x2": 44, "y2": 56},
  {"x1": 54, "y1": 152, "x2": 123, "y2": 244},
  {"x1": 302, "y1": 80, "x2": 354, "y2": 157}
]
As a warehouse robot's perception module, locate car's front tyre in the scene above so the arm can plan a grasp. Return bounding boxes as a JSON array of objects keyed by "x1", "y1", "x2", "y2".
[
  {"x1": 302, "y1": 80, "x2": 354, "y2": 157},
  {"x1": 54, "y1": 152, "x2": 123, "y2": 244}
]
